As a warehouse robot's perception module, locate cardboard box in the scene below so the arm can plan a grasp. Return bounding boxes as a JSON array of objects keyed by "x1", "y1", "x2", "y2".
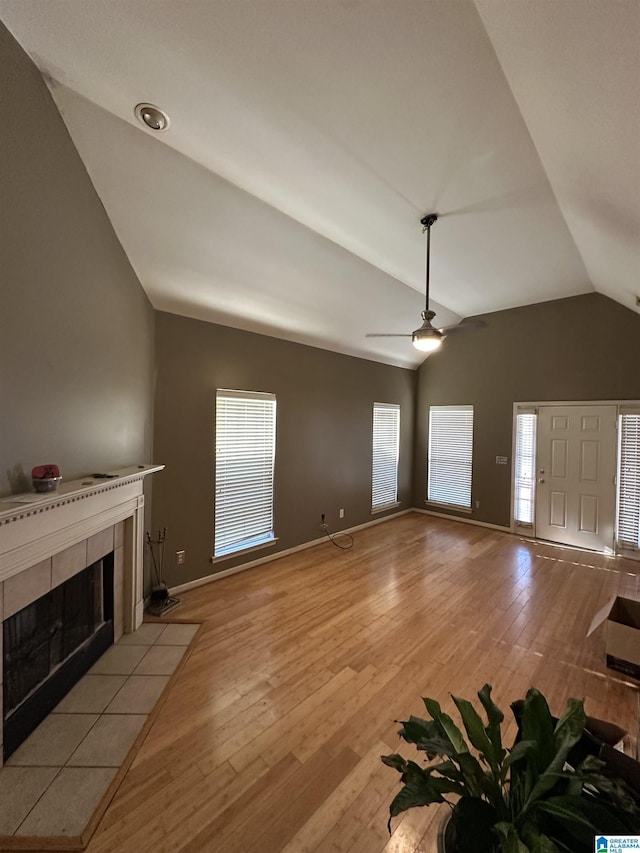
[{"x1": 588, "y1": 596, "x2": 640, "y2": 680}]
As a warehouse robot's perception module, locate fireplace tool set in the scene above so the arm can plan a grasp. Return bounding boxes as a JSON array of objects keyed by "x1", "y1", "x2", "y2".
[{"x1": 146, "y1": 528, "x2": 181, "y2": 616}]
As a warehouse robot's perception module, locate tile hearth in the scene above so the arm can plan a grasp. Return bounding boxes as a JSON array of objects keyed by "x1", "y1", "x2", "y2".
[{"x1": 0, "y1": 621, "x2": 199, "y2": 840}]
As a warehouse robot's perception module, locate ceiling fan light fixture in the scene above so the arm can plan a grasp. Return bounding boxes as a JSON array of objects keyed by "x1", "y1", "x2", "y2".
[
  {"x1": 411, "y1": 308, "x2": 442, "y2": 352},
  {"x1": 412, "y1": 330, "x2": 443, "y2": 352}
]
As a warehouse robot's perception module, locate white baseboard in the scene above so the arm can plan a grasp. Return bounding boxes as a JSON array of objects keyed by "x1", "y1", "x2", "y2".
[
  {"x1": 169, "y1": 507, "x2": 413, "y2": 595},
  {"x1": 170, "y1": 507, "x2": 636, "y2": 597},
  {"x1": 413, "y1": 507, "x2": 512, "y2": 533}
]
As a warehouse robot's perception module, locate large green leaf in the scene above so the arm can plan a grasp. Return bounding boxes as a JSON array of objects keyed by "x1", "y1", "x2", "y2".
[
  {"x1": 381, "y1": 753, "x2": 407, "y2": 772},
  {"x1": 388, "y1": 764, "x2": 445, "y2": 818},
  {"x1": 523, "y1": 698, "x2": 588, "y2": 811},
  {"x1": 533, "y1": 797, "x2": 595, "y2": 830},
  {"x1": 457, "y1": 752, "x2": 492, "y2": 799},
  {"x1": 552, "y1": 698, "x2": 586, "y2": 756},
  {"x1": 519, "y1": 689, "x2": 555, "y2": 775},
  {"x1": 520, "y1": 826, "x2": 560, "y2": 853},
  {"x1": 398, "y1": 716, "x2": 456, "y2": 758},
  {"x1": 479, "y1": 683, "x2": 505, "y2": 758},
  {"x1": 553, "y1": 793, "x2": 640, "y2": 834},
  {"x1": 452, "y1": 694, "x2": 498, "y2": 770},
  {"x1": 423, "y1": 697, "x2": 470, "y2": 754},
  {"x1": 398, "y1": 714, "x2": 437, "y2": 742},
  {"x1": 503, "y1": 740, "x2": 536, "y2": 771},
  {"x1": 436, "y1": 759, "x2": 469, "y2": 786},
  {"x1": 493, "y1": 822, "x2": 530, "y2": 853}
]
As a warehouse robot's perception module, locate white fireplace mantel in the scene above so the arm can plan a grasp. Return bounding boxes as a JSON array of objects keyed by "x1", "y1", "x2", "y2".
[{"x1": 0, "y1": 465, "x2": 164, "y2": 632}]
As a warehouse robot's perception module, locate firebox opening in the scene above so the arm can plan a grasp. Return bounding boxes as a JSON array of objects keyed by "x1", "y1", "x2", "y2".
[{"x1": 3, "y1": 552, "x2": 115, "y2": 760}]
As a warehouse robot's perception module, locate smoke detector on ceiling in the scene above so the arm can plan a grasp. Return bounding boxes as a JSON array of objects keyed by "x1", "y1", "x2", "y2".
[{"x1": 134, "y1": 103, "x2": 170, "y2": 132}]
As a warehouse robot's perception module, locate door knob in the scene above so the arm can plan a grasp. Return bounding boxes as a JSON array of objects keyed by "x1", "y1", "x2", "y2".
[{"x1": 539, "y1": 478, "x2": 545, "y2": 484}]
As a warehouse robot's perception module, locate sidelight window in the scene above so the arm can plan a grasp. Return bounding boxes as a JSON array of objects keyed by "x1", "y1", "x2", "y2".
[
  {"x1": 617, "y1": 409, "x2": 640, "y2": 550},
  {"x1": 514, "y1": 409, "x2": 537, "y2": 526}
]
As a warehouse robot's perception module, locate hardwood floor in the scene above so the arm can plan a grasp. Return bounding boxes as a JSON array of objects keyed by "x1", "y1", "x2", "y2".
[{"x1": 86, "y1": 513, "x2": 640, "y2": 853}]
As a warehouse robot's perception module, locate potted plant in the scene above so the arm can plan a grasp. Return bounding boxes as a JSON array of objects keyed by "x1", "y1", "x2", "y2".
[{"x1": 382, "y1": 684, "x2": 640, "y2": 852}]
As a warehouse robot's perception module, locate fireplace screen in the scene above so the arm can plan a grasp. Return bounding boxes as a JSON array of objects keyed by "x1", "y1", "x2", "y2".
[{"x1": 4, "y1": 559, "x2": 107, "y2": 720}]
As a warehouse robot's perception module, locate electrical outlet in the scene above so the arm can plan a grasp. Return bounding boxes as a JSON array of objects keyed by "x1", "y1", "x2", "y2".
[
  {"x1": 176, "y1": 550, "x2": 185, "y2": 565},
  {"x1": 475, "y1": 501, "x2": 480, "y2": 509},
  {"x1": 321, "y1": 513, "x2": 325, "y2": 524},
  {"x1": 339, "y1": 508, "x2": 345, "y2": 519}
]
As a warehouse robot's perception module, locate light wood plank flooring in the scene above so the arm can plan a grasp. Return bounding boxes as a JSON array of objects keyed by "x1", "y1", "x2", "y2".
[{"x1": 87, "y1": 513, "x2": 640, "y2": 853}]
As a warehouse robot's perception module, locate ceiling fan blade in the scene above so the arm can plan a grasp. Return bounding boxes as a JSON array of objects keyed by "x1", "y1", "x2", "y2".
[
  {"x1": 365, "y1": 333, "x2": 413, "y2": 338},
  {"x1": 437, "y1": 319, "x2": 485, "y2": 335}
]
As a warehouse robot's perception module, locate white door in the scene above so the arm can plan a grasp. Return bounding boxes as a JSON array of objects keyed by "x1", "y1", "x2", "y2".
[{"x1": 536, "y1": 405, "x2": 617, "y2": 551}]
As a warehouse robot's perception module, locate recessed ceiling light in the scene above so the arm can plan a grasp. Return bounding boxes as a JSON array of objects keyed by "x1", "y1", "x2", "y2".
[{"x1": 134, "y1": 103, "x2": 170, "y2": 132}]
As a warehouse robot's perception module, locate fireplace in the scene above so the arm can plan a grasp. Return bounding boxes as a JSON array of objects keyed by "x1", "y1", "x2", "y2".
[
  {"x1": 0, "y1": 464, "x2": 163, "y2": 767},
  {"x1": 3, "y1": 554, "x2": 115, "y2": 760}
]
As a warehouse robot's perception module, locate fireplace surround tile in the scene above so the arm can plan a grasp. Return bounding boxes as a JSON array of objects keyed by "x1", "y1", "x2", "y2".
[
  {"x1": 51, "y1": 540, "x2": 88, "y2": 588},
  {"x1": 114, "y1": 520, "x2": 125, "y2": 549},
  {"x1": 3, "y1": 558, "x2": 51, "y2": 620},
  {"x1": 87, "y1": 526, "x2": 114, "y2": 566}
]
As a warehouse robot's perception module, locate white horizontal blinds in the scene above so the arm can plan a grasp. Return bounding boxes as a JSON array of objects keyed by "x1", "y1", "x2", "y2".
[
  {"x1": 514, "y1": 410, "x2": 537, "y2": 525},
  {"x1": 427, "y1": 405, "x2": 473, "y2": 508},
  {"x1": 372, "y1": 403, "x2": 400, "y2": 510},
  {"x1": 214, "y1": 390, "x2": 276, "y2": 557},
  {"x1": 617, "y1": 408, "x2": 640, "y2": 549}
]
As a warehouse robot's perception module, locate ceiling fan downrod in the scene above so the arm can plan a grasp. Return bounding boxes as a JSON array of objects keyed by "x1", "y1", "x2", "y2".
[
  {"x1": 420, "y1": 213, "x2": 438, "y2": 313},
  {"x1": 409, "y1": 213, "x2": 443, "y2": 352}
]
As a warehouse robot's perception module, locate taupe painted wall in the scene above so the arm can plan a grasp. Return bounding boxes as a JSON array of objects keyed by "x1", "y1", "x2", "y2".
[
  {"x1": 153, "y1": 311, "x2": 415, "y2": 587},
  {"x1": 414, "y1": 292, "x2": 640, "y2": 528},
  {"x1": 0, "y1": 24, "x2": 155, "y2": 497}
]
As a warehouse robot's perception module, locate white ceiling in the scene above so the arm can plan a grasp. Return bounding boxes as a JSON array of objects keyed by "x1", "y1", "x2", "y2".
[{"x1": 2, "y1": 0, "x2": 638, "y2": 368}]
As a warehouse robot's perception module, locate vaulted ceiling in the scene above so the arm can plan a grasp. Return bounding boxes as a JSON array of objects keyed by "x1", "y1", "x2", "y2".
[{"x1": 2, "y1": 0, "x2": 638, "y2": 368}]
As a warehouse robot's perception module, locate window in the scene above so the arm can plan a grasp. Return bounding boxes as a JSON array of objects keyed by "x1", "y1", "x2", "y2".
[
  {"x1": 372, "y1": 403, "x2": 400, "y2": 511},
  {"x1": 427, "y1": 405, "x2": 473, "y2": 508},
  {"x1": 214, "y1": 390, "x2": 276, "y2": 558},
  {"x1": 617, "y1": 408, "x2": 640, "y2": 550},
  {"x1": 514, "y1": 409, "x2": 537, "y2": 526}
]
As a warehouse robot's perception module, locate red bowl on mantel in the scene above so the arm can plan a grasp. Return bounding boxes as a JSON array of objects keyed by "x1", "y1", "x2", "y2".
[{"x1": 32, "y1": 464, "x2": 62, "y2": 493}]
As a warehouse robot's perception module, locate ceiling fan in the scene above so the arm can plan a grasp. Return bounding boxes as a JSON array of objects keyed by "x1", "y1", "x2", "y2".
[{"x1": 367, "y1": 213, "x2": 478, "y2": 352}]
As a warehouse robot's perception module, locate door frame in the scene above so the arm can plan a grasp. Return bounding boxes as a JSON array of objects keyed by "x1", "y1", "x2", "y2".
[{"x1": 510, "y1": 399, "x2": 640, "y2": 559}]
